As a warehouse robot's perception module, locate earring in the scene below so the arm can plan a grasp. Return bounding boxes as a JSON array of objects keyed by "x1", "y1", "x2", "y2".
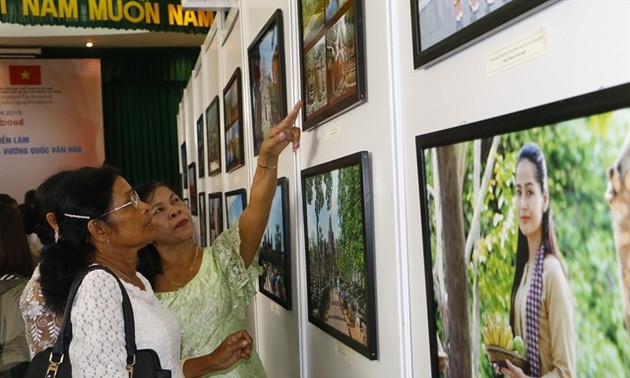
[
  {"x1": 106, "y1": 238, "x2": 110, "y2": 244},
  {"x1": 54, "y1": 228, "x2": 60, "y2": 243}
]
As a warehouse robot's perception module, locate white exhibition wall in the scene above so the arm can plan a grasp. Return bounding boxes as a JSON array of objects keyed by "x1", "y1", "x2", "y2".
[{"x1": 177, "y1": 1, "x2": 630, "y2": 377}]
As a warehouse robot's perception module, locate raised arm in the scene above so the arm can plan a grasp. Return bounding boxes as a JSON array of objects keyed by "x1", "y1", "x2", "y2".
[{"x1": 239, "y1": 101, "x2": 301, "y2": 267}]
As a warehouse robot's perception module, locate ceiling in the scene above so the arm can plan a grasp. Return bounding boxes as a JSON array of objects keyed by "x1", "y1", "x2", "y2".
[{"x1": 0, "y1": 22, "x2": 207, "y2": 49}]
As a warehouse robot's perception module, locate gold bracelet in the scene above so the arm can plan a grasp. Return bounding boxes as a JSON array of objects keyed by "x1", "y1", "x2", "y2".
[{"x1": 257, "y1": 161, "x2": 277, "y2": 169}]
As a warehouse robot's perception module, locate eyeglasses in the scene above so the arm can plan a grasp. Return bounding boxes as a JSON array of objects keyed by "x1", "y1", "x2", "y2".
[
  {"x1": 64, "y1": 191, "x2": 140, "y2": 220},
  {"x1": 98, "y1": 191, "x2": 140, "y2": 218}
]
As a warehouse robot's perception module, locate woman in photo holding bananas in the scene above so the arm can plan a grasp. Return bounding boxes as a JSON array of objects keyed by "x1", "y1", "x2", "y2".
[{"x1": 500, "y1": 143, "x2": 575, "y2": 377}]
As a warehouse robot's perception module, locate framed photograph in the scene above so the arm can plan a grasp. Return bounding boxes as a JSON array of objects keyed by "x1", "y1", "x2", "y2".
[
  {"x1": 206, "y1": 96, "x2": 222, "y2": 176},
  {"x1": 410, "y1": 0, "x2": 558, "y2": 68},
  {"x1": 187, "y1": 162, "x2": 198, "y2": 216},
  {"x1": 197, "y1": 114, "x2": 205, "y2": 178},
  {"x1": 416, "y1": 83, "x2": 630, "y2": 377},
  {"x1": 223, "y1": 67, "x2": 245, "y2": 172},
  {"x1": 301, "y1": 150, "x2": 377, "y2": 360},
  {"x1": 298, "y1": 0, "x2": 367, "y2": 130},
  {"x1": 181, "y1": 142, "x2": 188, "y2": 189},
  {"x1": 259, "y1": 177, "x2": 292, "y2": 309},
  {"x1": 198, "y1": 192, "x2": 207, "y2": 247},
  {"x1": 208, "y1": 192, "x2": 224, "y2": 245},
  {"x1": 225, "y1": 188, "x2": 247, "y2": 229},
  {"x1": 248, "y1": 9, "x2": 288, "y2": 156}
]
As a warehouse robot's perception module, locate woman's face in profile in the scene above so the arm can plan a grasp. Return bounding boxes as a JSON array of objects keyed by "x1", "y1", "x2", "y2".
[
  {"x1": 147, "y1": 186, "x2": 194, "y2": 244},
  {"x1": 104, "y1": 177, "x2": 154, "y2": 247},
  {"x1": 514, "y1": 159, "x2": 548, "y2": 239}
]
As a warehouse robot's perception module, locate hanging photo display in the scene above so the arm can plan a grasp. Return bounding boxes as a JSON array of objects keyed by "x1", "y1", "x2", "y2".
[{"x1": 298, "y1": 0, "x2": 367, "y2": 130}]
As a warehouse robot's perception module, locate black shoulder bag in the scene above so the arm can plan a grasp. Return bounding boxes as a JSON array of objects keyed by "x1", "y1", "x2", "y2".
[{"x1": 25, "y1": 265, "x2": 171, "y2": 378}]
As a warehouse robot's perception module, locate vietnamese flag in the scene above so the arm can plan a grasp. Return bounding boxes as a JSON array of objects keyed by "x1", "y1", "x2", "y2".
[{"x1": 9, "y1": 65, "x2": 42, "y2": 85}]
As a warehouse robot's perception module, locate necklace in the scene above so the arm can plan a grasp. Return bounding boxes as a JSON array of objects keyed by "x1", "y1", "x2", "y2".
[
  {"x1": 105, "y1": 265, "x2": 136, "y2": 284},
  {"x1": 162, "y1": 246, "x2": 200, "y2": 288}
]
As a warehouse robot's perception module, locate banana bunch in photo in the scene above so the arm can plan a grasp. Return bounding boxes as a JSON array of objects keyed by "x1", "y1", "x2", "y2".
[{"x1": 482, "y1": 312, "x2": 514, "y2": 350}]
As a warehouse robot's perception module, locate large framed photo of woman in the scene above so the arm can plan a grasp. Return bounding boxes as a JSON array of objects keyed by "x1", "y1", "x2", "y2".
[
  {"x1": 206, "y1": 96, "x2": 222, "y2": 176},
  {"x1": 416, "y1": 83, "x2": 630, "y2": 377},
  {"x1": 298, "y1": 0, "x2": 367, "y2": 130},
  {"x1": 410, "y1": 0, "x2": 558, "y2": 68},
  {"x1": 223, "y1": 68, "x2": 245, "y2": 172},
  {"x1": 259, "y1": 177, "x2": 292, "y2": 310},
  {"x1": 301, "y1": 150, "x2": 377, "y2": 360},
  {"x1": 248, "y1": 9, "x2": 288, "y2": 156}
]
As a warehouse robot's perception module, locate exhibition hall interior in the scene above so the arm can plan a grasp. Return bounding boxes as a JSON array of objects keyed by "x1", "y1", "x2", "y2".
[{"x1": 1, "y1": 1, "x2": 629, "y2": 377}]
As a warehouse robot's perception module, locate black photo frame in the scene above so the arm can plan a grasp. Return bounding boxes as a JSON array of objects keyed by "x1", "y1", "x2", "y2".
[
  {"x1": 301, "y1": 150, "x2": 377, "y2": 360},
  {"x1": 223, "y1": 67, "x2": 245, "y2": 172},
  {"x1": 197, "y1": 114, "x2": 205, "y2": 178},
  {"x1": 259, "y1": 177, "x2": 292, "y2": 310},
  {"x1": 416, "y1": 84, "x2": 630, "y2": 377},
  {"x1": 225, "y1": 188, "x2": 247, "y2": 229},
  {"x1": 198, "y1": 192, "x2": 207, "y2": 247},
  {"x1": 410, "y1": 0, "x2": 558, "y2": 68},
  {"x1": 248, "y1": 9, "x2": 288, "y2": 156},
  {"x1": 206, "y1": 96, "x2": 222, "y2": 176},
  {"x1": 181, "y1": 142, "x2": 188, "y2": 189},
  {"x1": 187, "y1": 162, "x2": 198, "y2": 216},
  {"x1": 208, "y1": 191, "x2": 224, "y2": 245},
  {"x1": 298, "y1": 0, "x2": 367, "y2": 130}
]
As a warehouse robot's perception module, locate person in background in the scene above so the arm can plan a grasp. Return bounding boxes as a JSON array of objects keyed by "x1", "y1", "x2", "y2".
[
  {"x1": 500, "y1": 143, "x2": 575, "y2": 377},
  {"x1": 0, "y1": 194, "x2": 18, "y2": 209},
  {"x1": 136, "y1": 101, "x2": 302, "y2": 377},
  {"x1": 19, "y1": 169, "x2": 73, "y2": 358},
  {"x1": 21, "y1": 188, "x2": 42, "y2": 256},
  {"x1": 0, "y1": 203, "x2": 35, "y2": 378},
  {"x1": 23, "y1": 189, "x2": 36, "y2": 207},
  {"x1": 17, "y1": 203, "x2": 42, "y2": 262},
  {"x1": 19, "y1": 166, "x2": 253, "y2": 377}
]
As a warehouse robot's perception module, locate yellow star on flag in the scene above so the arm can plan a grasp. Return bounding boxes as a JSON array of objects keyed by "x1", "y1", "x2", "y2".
[{"x1": 20, "y1": 70, "x2": 31, "y2": 80}]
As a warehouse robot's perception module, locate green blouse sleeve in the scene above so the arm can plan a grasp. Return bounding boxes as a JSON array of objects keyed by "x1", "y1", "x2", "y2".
[{"x1": 212, "y1": 223, "x2": 262, "y2": 318}]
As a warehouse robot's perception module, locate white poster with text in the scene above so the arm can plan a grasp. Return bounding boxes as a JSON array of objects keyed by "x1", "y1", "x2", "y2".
[{"x1": 0, "y1": 59, "x2": 104, "y2": 201}]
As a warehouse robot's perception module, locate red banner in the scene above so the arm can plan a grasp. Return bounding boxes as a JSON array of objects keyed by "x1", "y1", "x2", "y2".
[{"x1": 9, "y1": 65, "x2": 42, "y2": 85}]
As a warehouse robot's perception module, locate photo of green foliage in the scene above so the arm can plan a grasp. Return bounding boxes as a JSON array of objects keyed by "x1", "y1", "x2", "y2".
[
  {"x1": 259, "y1": 178, "x2": 291, "y2": 309},
  {"x1": 417, "y1": 86, "x2": 630, "y2": 377},
  {"x1": 302, "y1": 150, "x2": 377, "y2": 360}
]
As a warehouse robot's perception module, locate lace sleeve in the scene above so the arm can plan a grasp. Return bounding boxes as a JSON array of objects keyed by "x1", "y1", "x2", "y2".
[
  {"x1": 19, "y1": 266, "x2": 63, "y2": 359},
  {"x1": 213, "y1": 223, "x2": 261, "y2": 317},
  {"x1": 68, "y1": 270, "x2": 128, "y2": 378}
]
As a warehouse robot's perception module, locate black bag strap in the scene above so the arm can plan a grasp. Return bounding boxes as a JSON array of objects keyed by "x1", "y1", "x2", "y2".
[{"x1": 49, "y1": 265, "x2": 138, "y2": 371}]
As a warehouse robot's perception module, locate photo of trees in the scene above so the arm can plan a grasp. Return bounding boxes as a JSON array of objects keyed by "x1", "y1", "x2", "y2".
[
  {"x1": 302, "y1": 151, "x2": 377, "y2": 360},
  {"x1": 419, "y1": 98, "x2": 630, "y2": 377},
  {"x1": 259, "y1": 178, "x2": 291, "y2": 309}
]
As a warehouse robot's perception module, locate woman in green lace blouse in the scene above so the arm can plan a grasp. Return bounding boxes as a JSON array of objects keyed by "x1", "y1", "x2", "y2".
[{"x1": 136, "y1": 102, "x2": 301, "y2": 377}]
